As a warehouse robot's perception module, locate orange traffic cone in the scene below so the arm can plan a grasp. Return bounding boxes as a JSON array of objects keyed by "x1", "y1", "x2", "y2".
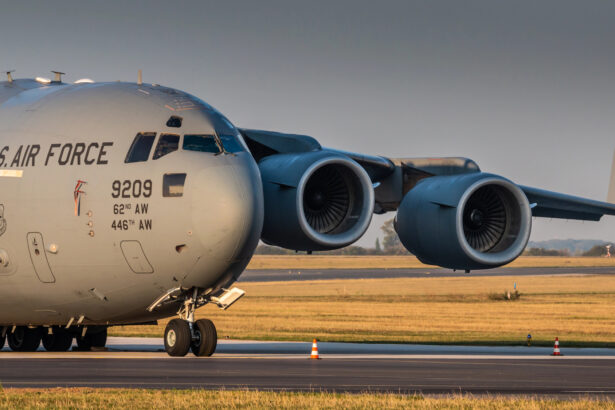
[
  {"x1": 552, "y1": 337, "x2": 562, "y2": 356},
  {"x1": 310, "y1": 338, "x2": 320, "y2": 360}
]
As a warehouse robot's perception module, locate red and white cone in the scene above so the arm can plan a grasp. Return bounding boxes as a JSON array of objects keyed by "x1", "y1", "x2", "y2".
[
  {"x1": 310, "y1": 338, "x2": 320, "y2": 360},
  {"x1": 552, "y1": 337, "x2": 562, "y2": 356}
]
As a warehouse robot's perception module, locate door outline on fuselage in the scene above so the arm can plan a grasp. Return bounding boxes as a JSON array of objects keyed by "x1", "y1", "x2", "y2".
[
  {"x1": 120, "y1": 240, "x2": 154, "y2": 274},
  {"x1": 26, "y1": 232, "x2": 56, "y2": 283}
]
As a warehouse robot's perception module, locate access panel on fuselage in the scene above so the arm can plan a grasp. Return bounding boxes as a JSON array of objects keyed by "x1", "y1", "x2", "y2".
[
  {"x1": 120, "y1": 240, "x2": 154, "y2": 273},
  {"x1": 26, "y1": 232, "x2": 55, "y2": 283}
]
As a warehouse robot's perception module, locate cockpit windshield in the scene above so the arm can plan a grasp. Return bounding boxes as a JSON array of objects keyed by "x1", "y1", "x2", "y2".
[
  {"x1": 183, "y1": 134, "x2": 220, "y2": 154},
  {"x1": 207, "y1": 112, "x2": 246, "y2": 153},
  {"x1": 125, "y1": 132, "x2": 156, "y2": 163},
  {"x1": 153, "y1": 134, "x2": 180, "y2": 160},
  {"x1": 192, "y1": 97, "x2": 249, "y2": 153},
  {"x1": 218, "y1": 135, "x2": 244, "y2": 153}
]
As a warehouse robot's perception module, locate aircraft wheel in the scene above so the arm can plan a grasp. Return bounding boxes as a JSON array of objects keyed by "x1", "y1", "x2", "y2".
[
  {"x1": 42, "y1": 328, "x2": 73, "y2": 352},
  {"x1": 0, "y1": 328, "x2": 5, "y2": 350},
  {"x1": 77, "y1": 327, "x2": 107, "y2": 350},
  {"x1": 164, "y1": 319, "x2": 191, "y2": 357},
  {"x1": 190, "y1": 319, "x2": 217, "y2": 357},
  {"x1": 7, "y1": 326, "x2": 42, "y2": 352}
]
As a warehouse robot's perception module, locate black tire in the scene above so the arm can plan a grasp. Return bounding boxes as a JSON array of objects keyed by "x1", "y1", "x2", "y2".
[
  {"x1": 7, "y1": 326, "x2": 42, "y2": 352},
  {"x1": 89, "y1": 327, "x2": 107, "y2": 348},
  {"x1": 191, "y1": 319, "x2": 217, "y2": 357},
  {"x1": 164, "y1": 319, "x2": 191, "y2": 357},
  {"x1": 42, "y1": 328, "x2": 73, "y2": 352},
  {"x1": 77, "y1": 327, "x2": 107, "y2": 350},
  {"x1": 1, "y1": 328, "x2": 5, "y2": 350},
  {"x1": 76, "y1": 336, "x2": 90, "y2": 350}
]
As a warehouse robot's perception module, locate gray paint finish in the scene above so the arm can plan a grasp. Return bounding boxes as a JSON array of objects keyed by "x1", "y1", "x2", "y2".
[
  {"x1": 0, "y1": 79, "x2": 263, "y2": 326},
  {"x1": 0, "y1": 77, "x2": 613, "y2": 330}
]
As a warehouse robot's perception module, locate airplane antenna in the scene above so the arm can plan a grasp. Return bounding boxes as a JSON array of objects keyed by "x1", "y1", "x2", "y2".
[
  {"x1": 5, "y1": 70, "x2": 14, "y2": 83},
  {"x1": 137, "y1": 69, "x2": 142, "y2": 85},
  {"x1": 51, "y1": 71, "x2": 65, "y2": 83}
]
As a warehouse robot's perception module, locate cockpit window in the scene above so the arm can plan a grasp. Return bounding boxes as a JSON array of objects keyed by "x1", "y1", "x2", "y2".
[
  {"x1": 183, "y1": 134, "x2": 220, "y2": 154},
  {"x1": 189, "y1": 95, "x2": 249, "y2": 153},
  {"x1": 125, "y1": 133, "x2": 156, "y2": 163},
  {"x1": 207, "y1": 112, "x2": 246, "y2": 153},
  {"x1": 219, "y1": 135, "x2": 244, "y2": 153},
  {"x1": 153, "y1": 134, "x2": 180, "y2": 160},
  {"x1": 166, "y1": 116, "x2": 182, "y2": 128}
]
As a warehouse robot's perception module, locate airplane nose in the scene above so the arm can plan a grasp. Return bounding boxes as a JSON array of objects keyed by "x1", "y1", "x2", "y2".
[{"x1": 186, "y1": 154, "x2": 264, "y2": 288}]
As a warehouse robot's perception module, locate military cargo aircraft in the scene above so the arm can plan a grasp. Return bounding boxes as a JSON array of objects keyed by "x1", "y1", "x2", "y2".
[{"x1": 1, "y1": 71, "x2": 615, "y2": 356}]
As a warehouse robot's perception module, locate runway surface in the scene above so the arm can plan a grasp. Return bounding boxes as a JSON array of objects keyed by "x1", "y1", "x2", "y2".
[
  {"x1": 241, "y1": 266, "x2": 615, "y2": 282},
  {"x1": 2, "y1": 268, "x2": 614, "y2": 394},
  {"x1": 2, "y1": 338, "x2": 615, "y2": 394},
  {"x1": 3, "y1": 267, "x2": 615, "y2": 394}
]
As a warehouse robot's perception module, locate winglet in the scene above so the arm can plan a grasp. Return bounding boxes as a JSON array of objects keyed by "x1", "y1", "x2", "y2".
[{"x1": 609, "y1": 149, "x2": 615, "y2": 203}]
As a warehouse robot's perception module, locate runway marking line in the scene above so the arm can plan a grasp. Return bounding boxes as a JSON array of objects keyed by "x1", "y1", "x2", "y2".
[
  {"x1": 2, "y1": 353, "x2": 615, "y2": 360},
  {"x1": 566, "y1": 391, "x2": 615, "y2": 393}
]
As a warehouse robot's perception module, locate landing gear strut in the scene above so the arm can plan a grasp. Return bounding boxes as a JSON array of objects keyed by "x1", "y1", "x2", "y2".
[{"x1": 163, "y1": 288, "x2": 217, "y2": 357}]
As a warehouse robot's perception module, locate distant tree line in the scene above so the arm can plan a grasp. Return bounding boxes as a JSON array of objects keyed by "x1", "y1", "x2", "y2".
[
  {"x1": 524, "y1": 244, "x2": 612, "y2": 257},
  {"x1": 254, "y1": 218, "x2": 410, "y2": 255},
  {"x1": 523, "y1": 248, "x2": 570, "y2": 257},
  {"x1": 255, "y1": 218, "x2": 614, "y2": 257},
  {"x1": 582, "y1": 244, "x2": 611, "y2": 257}
]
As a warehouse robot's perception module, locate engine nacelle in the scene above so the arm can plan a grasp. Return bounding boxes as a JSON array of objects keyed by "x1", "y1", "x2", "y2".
[
  {"x1": 258, "y1": 151, "x2": 374, "y2": 251},
  {"x1": 395, "y1": 173, "x2": 532, "y2": 270}
]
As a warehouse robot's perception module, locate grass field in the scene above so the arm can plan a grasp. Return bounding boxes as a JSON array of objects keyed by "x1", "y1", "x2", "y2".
[
  {"x1": 246, "y1": 255, "x2": 615, "y2": 270},
  {"x1": 0, "y1": 389, "x2": 612, "y2": 409},
  {"x1": 111, "y1": 274, "x2": 615, "y2": 346}
]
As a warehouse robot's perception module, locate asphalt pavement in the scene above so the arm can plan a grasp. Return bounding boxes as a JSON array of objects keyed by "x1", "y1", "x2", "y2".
[
  {"x1": 2, "y1": 266, "x2": 614, "y2": 395},
  {"x1": 2, "y1": 338, "x2": 615, "y2": 395},
  {"x1": 239, "y1": 266, "x2": 615, "y2": 282}
]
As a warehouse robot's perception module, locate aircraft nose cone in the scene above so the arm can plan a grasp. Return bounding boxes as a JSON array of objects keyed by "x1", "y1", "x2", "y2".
[{"x1": 187, "y1": 154, "x2": 263, "y2": 288}]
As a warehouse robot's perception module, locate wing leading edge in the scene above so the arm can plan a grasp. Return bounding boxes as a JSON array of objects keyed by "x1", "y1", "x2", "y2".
[
  {"x1": 522, "y1": 186, "x2": 615, "y2": 221},
  {"x1": 524, "y1": 150, "x2": 615, "y2": 221},
  {"x1": 239, "y1": 128, "x2": 615, "y2": 221}
]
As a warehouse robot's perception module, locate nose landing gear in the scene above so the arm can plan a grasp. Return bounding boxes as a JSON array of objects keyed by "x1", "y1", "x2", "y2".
[
  {"x1": 163, "y1": 318, "x2": 217, "y2": 357},
  {"x1": 164, "y1": 319, "x2": 191, "y2": 356},
  {"x1": 163, "y1": 288, "x2": 218, "y2": 357},
  {"x1": 190, "y1": 318, "x2": 217, "y2": 356}
]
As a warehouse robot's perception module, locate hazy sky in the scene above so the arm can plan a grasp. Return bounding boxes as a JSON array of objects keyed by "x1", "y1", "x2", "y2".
[{"x1": 3, "y1": 0, "x2": 615, "y2": 246}]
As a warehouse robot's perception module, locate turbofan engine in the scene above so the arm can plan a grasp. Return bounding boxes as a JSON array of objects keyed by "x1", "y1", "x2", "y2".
[
  {"x1": 395, "y1": 173, "x2": 532, "y2": 270},
  {"x1": 258, "y1": 150, "x2": 374, "y2": 251}
]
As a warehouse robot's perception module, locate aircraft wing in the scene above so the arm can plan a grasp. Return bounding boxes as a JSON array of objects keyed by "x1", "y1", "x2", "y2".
[
  {"x1": 240, "y1": 127, "x2": 615, "y2": 269},
  {"x1": 521, "y1": 186, "x2": 615, "y2": 221},
  {"x1": 240, "y1": 128, "x2": 615, "y2": 220}
]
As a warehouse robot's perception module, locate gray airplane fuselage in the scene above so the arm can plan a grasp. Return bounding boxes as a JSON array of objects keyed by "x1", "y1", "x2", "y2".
[{"x1": 0, "y1": 79, "x2": 263, "y2": 326}]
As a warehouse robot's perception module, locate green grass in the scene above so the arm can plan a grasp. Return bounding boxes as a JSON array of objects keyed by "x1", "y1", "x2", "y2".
[{"x1": 0, "y1": 389, "x2": 613, "y2": 409}]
